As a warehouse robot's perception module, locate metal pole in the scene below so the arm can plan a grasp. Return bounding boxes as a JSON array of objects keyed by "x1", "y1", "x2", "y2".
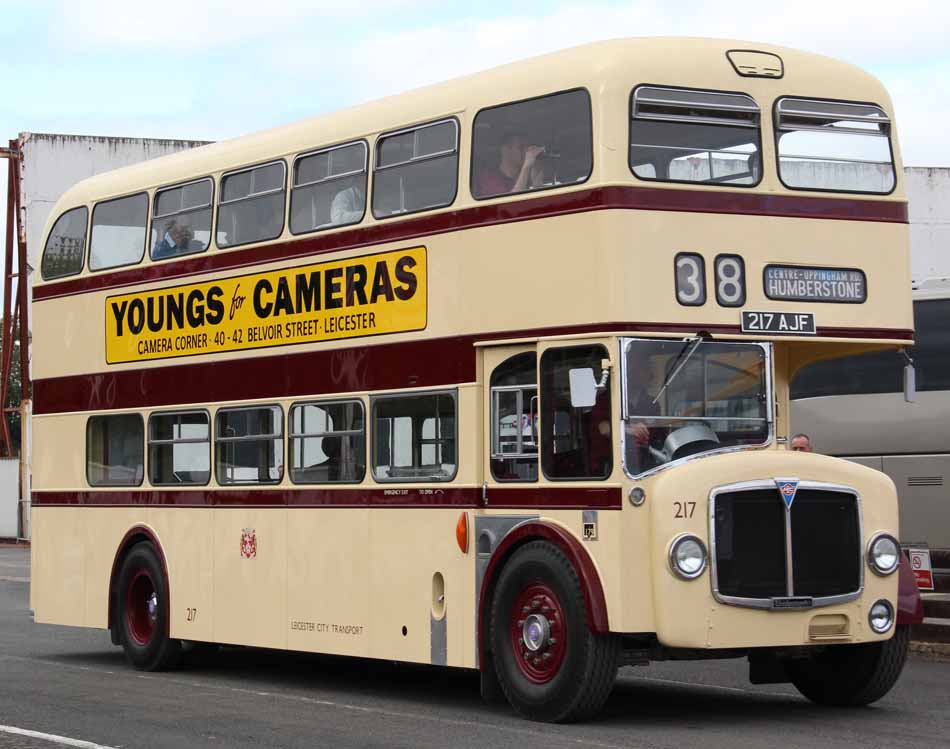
[
  {"x1": 11, "y1": 141, "x2": 30, "y2": 541},
  {"x1": 0, "y1": 155, "x2": 15, "y2": 456}
]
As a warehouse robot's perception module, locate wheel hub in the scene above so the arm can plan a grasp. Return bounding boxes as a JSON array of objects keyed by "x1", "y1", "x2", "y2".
[
  {"x1": 126, "y1": 569, "x2": 158, "y2": 646},
  {"x1": 510, "y1": 583, "x2": 567, "y2": 684},
  {"x1": 522, "y1": 614, "x2": 551, "y2": 652}
]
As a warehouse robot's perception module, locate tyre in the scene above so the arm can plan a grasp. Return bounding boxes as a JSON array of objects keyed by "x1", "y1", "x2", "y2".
[
  {"x1": 489, "y1": 541, "x2": 619, "y2": 722},
  {"x1": 786, "y1": 624, "x2": 910, "y2": 707},
  {"x1": 115, "y1": 542, "x2": 181, "y2": 671}
]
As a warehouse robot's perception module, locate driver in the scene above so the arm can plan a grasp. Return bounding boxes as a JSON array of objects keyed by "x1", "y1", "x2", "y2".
[{"x1": 624, "y1": 365, "x2": 666, "y2": 474}]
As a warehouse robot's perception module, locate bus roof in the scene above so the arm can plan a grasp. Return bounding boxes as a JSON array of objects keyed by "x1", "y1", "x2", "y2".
[{"x1": 46, "y1": 36, "x2": 895, "y2": 226}]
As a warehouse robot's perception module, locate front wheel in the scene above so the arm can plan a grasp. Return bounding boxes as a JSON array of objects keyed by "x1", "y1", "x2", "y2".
[
  {"x1": 490, "y1": 541, "x2": 619, "y2": 722},
  {"x1": 786, "y1": 624, "x2": 910, "y2": 707},
  {"x1": 115, "y1": 542, "x2": 181, "y2": 671}
]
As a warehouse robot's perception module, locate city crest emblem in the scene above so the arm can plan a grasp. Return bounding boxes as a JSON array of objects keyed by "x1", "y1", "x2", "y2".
[
  {"x1": 240, "y1": 528, "x2": 257, "y2": 559},
  {"x1": 774, "y1": 478, "x2": 800, "y2": 510}
]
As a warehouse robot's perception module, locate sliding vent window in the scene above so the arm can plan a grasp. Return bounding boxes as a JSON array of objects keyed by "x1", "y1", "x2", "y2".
[
  {"x1": 217, "y1": 161, "x2": 286, "y2": 248},
  {"x1": 291, "y1": 142, "x2": 367, "y2": 234},
  {"x1": 630, "y1": 87, "x2": 761, "y2": 186},
  {"x1": 148, "y1": 411, "x2": 210, "y2": 485},
  {"x1": 372, "y1": 392, "x2": 457, "y2": 481},
  {"x1": 150, "y1": 179, "x2": 213, "y2": 260},
  {"x1": 215, "y1": 405, "x2": 284, "y2": 484},
  {"x1": 290, "y1": 400, "x2": 366, "y2": 483},
  {"x1": 373, "y1": 120, "x2": 458, "y2": 218},
  {"x1": 490, "y1": 353, "x2": 538, "y2": 482},
  {"x1": 87, "y1": 414, "x2": 144, "y2": 486},
  {"x1": 472, "y1": 89, "x2": 592, "y2": 199},
  {"x1": 41, "y1": 207, "x2": 87, "y2": 279},
  {"x1": 89, "y1": 193, "x2": 148, "y2": 271},
  {"x1": 776, "y1": 98, "x2": 895, "y2": 193}
]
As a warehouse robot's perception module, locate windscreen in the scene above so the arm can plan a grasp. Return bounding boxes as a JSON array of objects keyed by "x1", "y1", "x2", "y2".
[{"x1": 624, "y1": 339, "x2": 770, "y2": 475}]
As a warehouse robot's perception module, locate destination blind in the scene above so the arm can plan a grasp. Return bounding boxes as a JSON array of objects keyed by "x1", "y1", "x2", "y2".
[
  {"x1": 763, "y1": 265, "x2": 866, "y2": 303},
  {"x1": 105, "y1": 247, "x2": 427, "y2": 364}
]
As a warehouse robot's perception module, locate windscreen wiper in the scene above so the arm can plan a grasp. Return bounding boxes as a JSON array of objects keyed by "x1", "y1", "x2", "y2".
[{"x1": 652, "y1": 336, "x2": 703, "y2": 405}]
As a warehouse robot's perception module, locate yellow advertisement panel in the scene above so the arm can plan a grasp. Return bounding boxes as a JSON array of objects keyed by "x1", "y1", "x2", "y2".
[{"x1": 105, "y1": 247, "x2": 427, "y2": 364}]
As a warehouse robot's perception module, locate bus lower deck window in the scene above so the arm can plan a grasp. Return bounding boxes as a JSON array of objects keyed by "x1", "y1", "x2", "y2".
[
  {"x1": 371, "y1": 392, "x2": 457, "y2": 481},
  {"x1": 290, "y1": 400, "x2": 366, "y2": 483},
  {"x1": 86, "y1": 414, "x2": 144, "y2": 486},
  {"x1": 215, "y1": 405, "x2": 284, "y2": 484},
  {"x1": 148, "y1": 410, "x2": 211, "y2": 485}
]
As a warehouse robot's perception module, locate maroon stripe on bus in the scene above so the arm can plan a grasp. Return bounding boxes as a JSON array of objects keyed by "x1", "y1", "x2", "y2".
[
  {"x1": 31, "y1": 322, "x2": 913, "y2": 416},
  {"x1": 33, "y1": 186, "x2": 909, "y2": 302},
  {"x1": 31, "y1": 486, "x2": 622, "y2": 510}
]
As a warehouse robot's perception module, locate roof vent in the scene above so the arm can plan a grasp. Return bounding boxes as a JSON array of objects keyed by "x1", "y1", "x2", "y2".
[{"x1": 727, "y1": 50, "x2": 784, "y2": 79}]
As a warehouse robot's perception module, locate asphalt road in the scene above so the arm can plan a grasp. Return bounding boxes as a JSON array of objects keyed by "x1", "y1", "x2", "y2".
[{"x1": 1, "y1": 545, "x2": 948, "y2": 749}]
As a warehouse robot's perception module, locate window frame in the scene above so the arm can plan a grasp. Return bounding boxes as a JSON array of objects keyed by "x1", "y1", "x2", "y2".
[
  {"x1": 40, "y1": 206, "x2": 89, "y2": 280},
  {"x1": 469, "y1": 87, "x2": 593, "y2": 202},
  {"x1": 370, "y1": 389, "x2": 459, "y2": 483},
  {"x1": 772, "y1": 94, "x2": 897, "y2": 197},
  {"x1": 539, "y1": 344, "x2": 613, "y2": 482},
  {"x1": 620, "y1": 337, "x2": 774, "y2": 480},
  {"x1": 85, "y1": 412, "x2": 145, "y2": 488},
  {"x1": 147, "y1": 408, "x2": 212, "y2": 487},
  {"x1": 149, "y1": 177, "x2": 215, "y2": 262},
  {"x1": 213, "y1": 403, "x2": 285, "y2": 486},
  {"x1": 288, "y1": 397, "x2": 367, "y2": 485},
  {"x1": 216, "y1": 159, "x2": 288, "y2": 249},
  {"x1": 289, "y1": 139, "x2": 369, "y2": 236},
  {"x1": 628, "y1": 83, "x2": 763, "y2": 189},
  {"x1": 371, "y1": 117, "x2": 460, "y2": 220},
  {"x1": 88, "y1": 191, "x2": 150, "y2": 272}
]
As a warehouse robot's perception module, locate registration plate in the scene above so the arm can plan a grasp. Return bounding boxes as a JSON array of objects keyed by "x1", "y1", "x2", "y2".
[{"x1": 741, "y1": 311, "x2": 816, "y2": 335}]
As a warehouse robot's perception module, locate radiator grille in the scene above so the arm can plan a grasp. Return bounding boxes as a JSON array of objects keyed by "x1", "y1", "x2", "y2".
[{"x1": 713, "y1": 484, "x2": 861, "y2": 606}]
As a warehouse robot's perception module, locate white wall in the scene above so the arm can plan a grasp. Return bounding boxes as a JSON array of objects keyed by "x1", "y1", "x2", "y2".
[
  {"x1": 905, "y1": 167, "x2": 950, "y2": 282},
  {"x1": 0, "y1": 458, "x2": 19, "y2": 539}
]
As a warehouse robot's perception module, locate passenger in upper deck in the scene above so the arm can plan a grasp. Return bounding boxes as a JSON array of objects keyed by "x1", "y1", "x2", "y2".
[
  {"x1": 475, "y1": 131, "x2": 545, "y2": 197},
  {"x1": 152, "y1": 219, "x2": 204, "y2": 260},
  {"x1": 330, "y1": 184, "x2": 365, "y2": 225}
]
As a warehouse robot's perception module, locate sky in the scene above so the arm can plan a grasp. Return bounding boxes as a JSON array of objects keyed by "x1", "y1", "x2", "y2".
[{"x1": 1, "y1": 0, "x2": 948, "y2": 257}]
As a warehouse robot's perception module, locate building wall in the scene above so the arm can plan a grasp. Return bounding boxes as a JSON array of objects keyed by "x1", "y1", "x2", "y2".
[{"x1": 904, "y1": 166, "x2": 950, "y2": 282}]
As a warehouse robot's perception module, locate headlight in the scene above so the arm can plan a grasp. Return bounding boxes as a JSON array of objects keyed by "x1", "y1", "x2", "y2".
[
  {"x1": 868, "y1": 599, "x2": 894, "y2": 634},
  {"x1": 867, "y1": 533, "x2": 900, "y2": 576},
  {"x1": 669, "y1": 534, "x2": 707, "y2": 580}
]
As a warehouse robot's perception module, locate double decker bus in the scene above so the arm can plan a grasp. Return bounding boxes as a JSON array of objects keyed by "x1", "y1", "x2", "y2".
[{"x1": 31, "y1": 38, "x2": 922, "y2": 722}]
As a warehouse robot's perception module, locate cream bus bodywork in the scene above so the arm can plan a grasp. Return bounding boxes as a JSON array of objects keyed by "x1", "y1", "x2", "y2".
[{"x1": 29, "y1": 38, "x2": 914, "y2": 705}]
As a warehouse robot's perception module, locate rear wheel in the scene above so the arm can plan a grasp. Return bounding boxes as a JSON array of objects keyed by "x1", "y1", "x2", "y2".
[
  {"x1": 786, "y1": 624, "x2": 909, "y2": 706},
  {"x1": 115, "y1": 542, "x2": 181, "y2": 671},
  {"x1": 490, "y1": 541, "x2": 618, "y2": 722}
]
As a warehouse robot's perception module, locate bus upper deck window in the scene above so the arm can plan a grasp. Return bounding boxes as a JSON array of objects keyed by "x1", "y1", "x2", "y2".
[
  {"x1": 150, "y1": 178, "x2": 213, "y2": 261},
  {"x1": 775, "y1": 98, "x2": 895, "y2": 194},
  {"x1": 217, "y1": 161, "x2": 286, "y2": 248},
  {"x1": 291, "y1": 141, "x2": 367, "y2": 235},
  {"x1": 472, "y1": 89, "x2": 592, "y2": 200},
  {"x1": 40, "y1": 206, "x2": 87, "y2": 280},
  {"x1": 372, "y1": 119, "x2": 458, "y2": 219},
  {"x1": 89, "y1": 193, "x2": 148, "y2": 271},
  {"x1": 629, "y1": 86, "x2": 761, "y2": 187}
]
